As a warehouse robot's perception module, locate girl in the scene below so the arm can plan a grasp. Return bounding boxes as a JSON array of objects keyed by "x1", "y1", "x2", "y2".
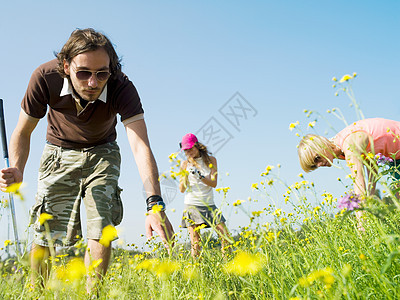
[
  {"x1": 298, "y1": 118, "x2": 400, "y2": 197},
  {"x1": 179, "y1": 133, "x2": 231, "y2": 258},
  {"x1": 298, "y1": 118, "x2": 400, "y2": 226}
]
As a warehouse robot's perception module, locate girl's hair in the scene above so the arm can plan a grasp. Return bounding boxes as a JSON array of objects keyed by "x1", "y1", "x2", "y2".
[
  {"x1": 188, "y1": 142, "x2": 213, "y2": 168},
  {"x1": 298, "y1": 134, "x2": 334, "y2": 172},
  {"x1": 55, "y1": 28, "x2": 122, "y2": 79}
]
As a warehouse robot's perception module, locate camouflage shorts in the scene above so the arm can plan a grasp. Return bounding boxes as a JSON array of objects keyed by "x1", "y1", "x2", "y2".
[{"x1": 30, "y1": 142, "x2": 123, "y2": 247}]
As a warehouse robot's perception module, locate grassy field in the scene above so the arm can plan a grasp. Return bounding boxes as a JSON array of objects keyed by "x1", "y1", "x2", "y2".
[
  {"x1": 2, "y1": 77, "x2": 400, "y2": 299},
  {"x1": 1, "y1": 161, "x2": 400, "y2": 300}
]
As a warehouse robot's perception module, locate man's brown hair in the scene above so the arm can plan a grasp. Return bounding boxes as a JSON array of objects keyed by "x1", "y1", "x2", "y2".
[{"x1": 56, "y1": 28, "x2": 121, "y2": 78}]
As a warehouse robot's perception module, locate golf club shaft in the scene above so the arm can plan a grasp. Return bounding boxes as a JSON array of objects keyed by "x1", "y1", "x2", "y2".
[{"x1": 0, "y1": 99, "x2": 20, "y2": 255}]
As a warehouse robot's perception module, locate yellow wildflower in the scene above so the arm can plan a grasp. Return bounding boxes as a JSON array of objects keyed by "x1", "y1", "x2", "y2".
[
  {"x1": 99, "y1": 225, "x2": 118, "y2": 247},
  {"x1": 88, "y1": 259, "x2": 103, "y2": 272},
  {"x1": 155, "y1": 261, "x2": 180, "y2": 278},
  {"x1": 273, "y1": 208, "x2": 282, "y2": 216},
  {"x1": 308, "y1": 121, "x2": 316, "y2": 128},
  {"x1": 359, "y1": 254, "x2": 367, "y2": 260},
  {"x1": 224, "y1": 252, "x2": 263, "y2": 276},
  {"x1": 183, "y1": 266, "x2": 199, "y2": 280},
  {"x1": 233, "y1": 199, "x2": 245, "y2": 207},
  {"x1": 251, "y1": 183, "x2": 258, "y2": 190},
  {"x1": 151, "y1": 204, "x2": 163, "y2": 213},
  {"x1": 136, "y1": 258, "x2": 160, "y2": 272},
  {"x1": 65, "y1": 257, "x2": 87, "y2": 281},
  {"x1": 168, "y1": 152, "x2": 178, "y2": 162},
  {"x1": 39, "y1": 213, "x2": 53, "y2": 225},
  {"x1": 251, "y1": 211, "x2": 263, "y2": 217},
  {"x1": 339, "y1": 74, "x2": 352, "y2": 83},
  {"x1": 4, "y1": 240, "x2": 11, "y2": 247},
  {"x1": 266, "y1": 179, "x2": 274, "y2": 186},
  {"x1": 216, "y1": 187, "x2": 230, "y2": 193},
  {"x1": 289, "y1": 121, "x2": 299, "y2": 131},
  {"x1": 332, "y1": 77, "x2": 337, "y2": 82},
  {"x1": 194, "y1": 224, "x2": 207, "y2": 232},
  {"x1": 3, "y1": 182, "x2": 23, "y2": 195},
  {"x1": 299, "y1": 267, "x2": 335, "y2": 289},
  {"x1": 314, "y1": 206, "x2": 321, "y2": 213}
]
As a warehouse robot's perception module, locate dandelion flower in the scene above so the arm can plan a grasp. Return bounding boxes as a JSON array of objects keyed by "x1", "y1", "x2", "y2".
[{"x1": 3, "y1": 240, "x2": 11, "y2": 247}]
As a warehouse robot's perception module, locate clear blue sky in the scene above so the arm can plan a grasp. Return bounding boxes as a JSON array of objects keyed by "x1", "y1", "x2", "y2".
[{"x1": 0, "y1": 1, "x2": 399, "y2": 250}]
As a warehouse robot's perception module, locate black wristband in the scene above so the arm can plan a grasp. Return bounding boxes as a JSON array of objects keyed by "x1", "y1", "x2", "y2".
[{"x1": 146, "y1": 195, "x2": 163, "y2": 206}]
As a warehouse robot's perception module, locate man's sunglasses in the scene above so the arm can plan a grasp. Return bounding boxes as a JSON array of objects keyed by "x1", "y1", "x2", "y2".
[{"x1": 71, "y1": 64, "x2": 111, "y2": 81}]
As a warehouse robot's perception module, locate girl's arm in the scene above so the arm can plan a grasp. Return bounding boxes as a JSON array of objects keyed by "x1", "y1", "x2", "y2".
[
  {"x1": 200, "y1": 156, "x2": 218, "y2": 188},
  {"x1": 179, "y1": 160, "x2": 189, "y2": 193},
  {"x1": 342, "y1": 131, "x2": 370, "y2": 196}
]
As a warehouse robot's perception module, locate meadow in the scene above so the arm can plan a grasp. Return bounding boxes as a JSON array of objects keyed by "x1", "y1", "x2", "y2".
[{"x1": 1, "y1": 75, "x2": 400, "y2": 299}]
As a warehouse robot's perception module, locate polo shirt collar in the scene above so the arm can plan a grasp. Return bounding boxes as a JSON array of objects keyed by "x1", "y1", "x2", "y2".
[{"x1": 60, "y1": 78, "x2": 107, "y2": 103}]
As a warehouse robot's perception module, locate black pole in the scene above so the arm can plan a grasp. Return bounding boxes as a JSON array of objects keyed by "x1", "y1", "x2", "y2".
[
  {"x1": 0, "y1": 99, "x2": 20, "y2": 256},
  {"x1": 0, "y1": 99, "x2": 9, "y2": 159}
]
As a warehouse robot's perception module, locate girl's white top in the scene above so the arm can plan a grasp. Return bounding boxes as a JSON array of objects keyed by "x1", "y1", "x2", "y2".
[{"x1": 184, "y1": 157, "x2": 214, "y2": 206}]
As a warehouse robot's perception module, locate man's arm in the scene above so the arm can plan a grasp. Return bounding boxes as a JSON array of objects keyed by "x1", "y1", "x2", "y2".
[
  {"x1": 124, "y1": 119, "x2": 174, "y2": 243},
  {"x1": 125, "y1": 119, "x2": 160, "y2": 197},
  {"x1": 0, "y1": 110, "x2": 38, "y2": 188}
]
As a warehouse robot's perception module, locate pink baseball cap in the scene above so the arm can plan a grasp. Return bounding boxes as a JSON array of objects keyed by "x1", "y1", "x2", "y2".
[{"x1": 180, "y1": 133, "x2": 198, "y2": 150}]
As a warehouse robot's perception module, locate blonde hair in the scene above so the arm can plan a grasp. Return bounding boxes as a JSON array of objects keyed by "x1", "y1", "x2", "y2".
[
  {"x1": 298, "y1": 134, "x2": 335, "y2": 172},
  {"x1": 187, "y1": 142, "x2": 212, "y2": 168}
]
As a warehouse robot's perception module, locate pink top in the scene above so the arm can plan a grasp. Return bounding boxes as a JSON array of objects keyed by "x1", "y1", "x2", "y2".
[{"x1": 334, "y1": 118, "x2": 400, "y2": 160}]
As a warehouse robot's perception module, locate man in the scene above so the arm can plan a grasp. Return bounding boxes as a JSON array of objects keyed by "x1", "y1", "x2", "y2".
[{"x1": 0, "y1": 28, "x2": 174, "y2": 288}]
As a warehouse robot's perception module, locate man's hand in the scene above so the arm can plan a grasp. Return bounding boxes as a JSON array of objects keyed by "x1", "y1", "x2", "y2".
[
  {"x1": 145, "y1": 211, "x2": 175, "y2": 250},
  {"x1": 0, "y1": 167, "x2": 23, "y2": 189}
]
